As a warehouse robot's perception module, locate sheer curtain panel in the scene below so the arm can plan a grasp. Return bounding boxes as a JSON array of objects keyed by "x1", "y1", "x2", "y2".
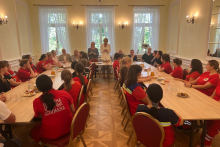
[{"x1": 39, "y1": 6, "x2": 70, "y2": 54}]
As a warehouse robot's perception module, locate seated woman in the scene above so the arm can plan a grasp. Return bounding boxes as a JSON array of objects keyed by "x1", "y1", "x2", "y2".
[
  {"x1": 119, "y1": 66, "x2": 129, "y2": 87},
  {"x1": 185, "y1": 60, "x2": 220, "y2": 96},
  {"x1": 120, "y1": 56, "x2": 132, "y2": 68},
  {"x1": 80, "y1": 59, "x2": 90, "y2": 78},
  {"x1": 0, "y1": 61, "x2": 11, "y2": 93},
  {"x1": 46, "y1": 52, "x2": 60, "y2": 67},
  {"x1": 4, "y1": 61, "x2": 22, "y2": 88},
  {"x1": 122, "y1": 65, "x2": 148, "y2": 116},
  {"x1": 159, "y1": 54, "x2": 173, "y2": 74},
  {"x1": 17, "y1": 59, "x2": 37, "y2": 82},
  {"x1": 71, "y1": 61, "x2": 78, "y2": 78},
  {"x1": 61, "y1": 70, "x2": 81, "y2": 110},
  {"x1": 171, "y1": 58, "x2": 183, "y2": 79},
  {"x1": 72, "y1": 50, "x2": 80, "y2": 62},
  {"x1": 136, "y1": 83, "x2": 183, "y2": 147},
  {"x1": 151, "y1": 50, "x2": 157, "y2": 65},
  {"x1": 154, "y1": 51, "x2": 163, "y2": 67},
  {"x1": 113, "y1": 53, "x2": 121, "y2": 80},
  {"x1": 175, "y1": 59, "x2": 203, "y2": 82},
  {"x1": 51, "y1": 50, "x2": 59, "y2": 65},
  {"x1": 30, "y1": 74, "x2": 75, "y2": 143},
  {"x1": 36, "y1": 54, "x2": 52, "y2": 73},
  {"x1": 73, "y1": 63, "x2": 88, "y2": 86},
  {"x1": 22, "y1": 54, "x2": 38, "y2": 73}
]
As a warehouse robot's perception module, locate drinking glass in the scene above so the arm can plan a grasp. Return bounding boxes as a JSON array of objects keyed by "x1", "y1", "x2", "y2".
[
  {"x1": 10, "y1": 94, "x2": 17, "y2": 102},
  {"x1": 165, "y1": 78, "x2": 170, "y2": 90},
  {"x1": 51, "y1": 69, "x2": 56, "y2": 75},
  {"x1": 17, "y1": 93, "x2": 23, "y2": 102}
]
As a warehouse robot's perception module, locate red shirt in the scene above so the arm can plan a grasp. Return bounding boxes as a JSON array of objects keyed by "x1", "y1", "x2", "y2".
[
  {"x1": 46, "y1": 59, "x2": 54, "y2": 65},
  {"x1": 17, "y1": 68, "x2": 31, "y2": 82},
  {"x1": 185, "y1": 71, "x2": 200, "y2": 81},
  {"x1": 161, "y1": 62, "x2": 173, "y2": 74},
  {"x1": 113, "y1": 60, "x2": 120, "y2": 72},
  {"x1": 171, "y1": 66, "x2": 183, "y2": 79},
  {"x1": 196, "y1": 72, "x2": 220, "y2": 96},
  {"x1": 31, "y1": 64, "x2": 38, "y2": 73},
  {"x1": 5, "y1": 70, "x2": 21, "y2": 83},
  {"x1": 123, "y1": 84, "x2": 147, "y2": 116},
  {"x1": 73, "y1": 76, "x2": 88, "y2": 85},
  {"x1": 36, "y1": 61, "x2": 47, "y2": 73},
  {"x1": 214, "y1": 82, "x2": 220, "y2": 101},
  {"x1": 63, "y1": 81, "x2": 81, "y2": 110},
  {"x1": 33, "y1": 89, "x2": 73, "y2": 140}
]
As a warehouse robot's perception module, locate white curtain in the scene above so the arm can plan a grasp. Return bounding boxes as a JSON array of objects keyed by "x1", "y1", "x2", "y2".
[
  {"x1": 86, "y1": 6, "x2": 115, "y2": 57},
  {"x1": 39, "y1": 6, "x2": 70, "y2": 55},
  {"x1": 132, "y1": 6, "x2": 160, "y2": 54}
]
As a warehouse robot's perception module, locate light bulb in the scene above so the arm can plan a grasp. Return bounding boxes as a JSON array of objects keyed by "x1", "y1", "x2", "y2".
[
  {"x1": 5, "y1": 16, "x2": 7, "y2": 18},
  {"x1": 186, "y1": 15, "x2": 189, "y2": 18}
]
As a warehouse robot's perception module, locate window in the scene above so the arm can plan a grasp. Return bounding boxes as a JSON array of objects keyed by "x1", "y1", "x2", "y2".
[
  {"x1": 86, "y1": 6, "x2": 115, "y2": 56},
  {"x1": 132, "y1": 7, "x2": 160, "y2": 54},
  {"x1": 39, "y1": 7, "x2": 70, "y2": 54}
]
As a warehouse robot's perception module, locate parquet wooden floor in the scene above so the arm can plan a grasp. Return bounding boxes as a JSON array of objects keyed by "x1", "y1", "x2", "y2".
[{"x1": 9, "y1": 76, "x2": 220, "y2": 147}]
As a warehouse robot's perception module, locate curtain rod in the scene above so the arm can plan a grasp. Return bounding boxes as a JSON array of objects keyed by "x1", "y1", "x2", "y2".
[
  {"x1": 129, "y1": 5, "x2": 165, "y2": 6},
  {"x1": 33, "y1": 4, "x2": 72, "y2": 6},
  {"x1": 81, "y1": 4, "x2": 118, "y2": 6}
]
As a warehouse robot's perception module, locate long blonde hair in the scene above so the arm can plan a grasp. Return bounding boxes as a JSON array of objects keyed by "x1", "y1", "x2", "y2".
[{"x1": 120, "y1": 56, "x2": 132, "y2": 67}]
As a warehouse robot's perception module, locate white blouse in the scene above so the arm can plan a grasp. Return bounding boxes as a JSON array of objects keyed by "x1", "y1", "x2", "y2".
[
  {"x1": 52, "y1": 56, "x2": 59, "y2": 64},
  {"x1": 100, "y1": 44, "x2": 111, "y2": 61}
]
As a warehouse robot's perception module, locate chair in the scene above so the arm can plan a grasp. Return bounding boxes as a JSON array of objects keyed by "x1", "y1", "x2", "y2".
[
  {"x1": 88, "y1": 72, "x2": 93, "y2": 96},
  {"x1": 90, "y1": 58, "x2": 99, "y2": 78},
  {"x1": 77, "y1": 85, "x2": 84, "y2": 110},
  {"x1": 84, "y1": 79, "x2": 91, "y2": 102},
  {"x1": 183, "y1": 69, "x2": 188, "y2": 80},
  {"x1": 41, "y1": 103, "x2": 90, "y2": 147},
  {"x1": 90, "y1": 63, "x2": 96, "y2": 85},
  {"x1": 90, "y1": 58, "x2": 99, "y2": 62},
  {"x1": 131, "y1": 112, "x2": 165, "y2": 147}
]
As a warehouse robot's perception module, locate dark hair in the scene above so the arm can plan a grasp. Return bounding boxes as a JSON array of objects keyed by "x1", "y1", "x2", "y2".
[
  {"x1": 51, "y1": 50, "x2": 55, "y2": 54},
  {"x1": 173, "y1": 58, "x2": 182, "y2": 66},
  {"x1": 80, "y1": 59, "x2": 88, "y2": 67},
  {"x1": 19, "y1": 59, "x2": 29, "y2": 67},
  {"x1": 0, "y1": 61, "x2": 8, "y2": 83},
  {"x1": 114, "y1": 53, "x2": 121, "y2": 60},
  {"x1": 71, "y1": 61, "x2": 78, "y2": 70},
  {"x1": 22, "y1": 55, "x2": 31, "y2": 60},
  {"x1": 147, "y1": 84, "x2": 163, "y2": 119},
  {"x1": 4, "y1": 61, "x2": 9, "y2": 67},
  {"x1": 189, "y1": 59, "x2": 203, "y2": 75},
  {"x1": 39, "y1": 54, "x2": 46, "y2": 61},
  {"x1": 61, "y1": 70, "x2": 72, "y2": 91},
  {"x1": 75, "y1": 63, "x2": 86, "y2": 85},
  {"x1": 130, "y1": 50, "x2": 134, "y2": 52},
  {"x1": 82, "y1": 52, "x2": 88, "y2": 59},
  {"x1": 153, "y1": 50, "x2": 157, "y2": 55},
  {"x1": 157, "y1": 51, "x2": 163, "y2": 57},
  {"x1": 208, "y1": 60, "x2": 220, "y2": 73},
  {"x1": 36, "y1": 75, "x2": 56, "y2": 111},
  {"x1": 79, "y1": 51, "x2": 84, "y2": 55},
  {"x1": 119, "y1": 66, "x2": 129, "y2": 86},
  {"x1": 161, "y1": 53, "x2": 170, "y2": 63},
  {"x1": 125, "y1": 65, "x2": 142, "y2": 87}
]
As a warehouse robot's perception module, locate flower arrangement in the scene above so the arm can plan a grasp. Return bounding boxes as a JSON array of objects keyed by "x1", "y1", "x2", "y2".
[{"x1": 142, "y1": 44, "x2": 149, "y2": 49}]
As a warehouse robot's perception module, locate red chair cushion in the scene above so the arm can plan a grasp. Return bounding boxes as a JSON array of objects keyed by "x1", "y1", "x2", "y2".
[{"x1": 40, "y1": 133, "x2": 70, "y2": 147}]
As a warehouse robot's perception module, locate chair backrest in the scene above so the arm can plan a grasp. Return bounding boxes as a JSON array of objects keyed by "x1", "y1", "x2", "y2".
[
  {"x1": 84, "y1": 79, "x2": 91, "y2": 103},
  {"x1": 121, "y1": 87, "x2": 131, "y2": 116},
  {"x1": 183, "y1": 69, "x2": 188, "y2": 80},
  {"x1": 90, "y1": 58, "x2": 99, "y2": 62},
  {"x1": 77, "y1": 85, "x2": 84, "y2": 110},
  {"x1": 131, "y1": 112, "x2": 165, "y2": 147},
  {"x1": 70, "y1": 103, "x2": 90, "y2": 140},
  {"x1": 89, "y1": 63, "x2": 96, "y2": 79}
]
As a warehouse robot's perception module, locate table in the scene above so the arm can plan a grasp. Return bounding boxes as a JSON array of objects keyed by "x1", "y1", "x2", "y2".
[
  {"x1": 139, "y1": 62, "x2": 220, "y2": 147},
  {"x1": 91, "y1": 62, "x2": 113, "y2": 78},
  {"x1": 0, "y1": 68, "x2": 74, "y2": 124}
]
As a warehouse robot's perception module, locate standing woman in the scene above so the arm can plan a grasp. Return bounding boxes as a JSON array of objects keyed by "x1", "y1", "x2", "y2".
[
  {"x1": 185, "y1": 60, "x2": 220, "y2": 96},
  {"x1": 88, "y1": 42, "x2": 99, "y2": 61},
  {"x1": 17, "y1": 59, "x2": 37, "y2": 82},
  {"x1": 30, "y1": 75, "x2": 75, "y2": 143},
  {"x1": 61, "y1": 70, "x2": 81, "y2": 110},
  {"x1": 171, "y1": 58, "x2": 183, "y2": 79},
  {"x1": 159, "y1": 53, "x2": 173, "y2": 74},
  {"x1": 0, "y1": 61, "x2": 11, "y2": 93},
  {"x1": 22, "y1": 55, "x2": 38, "y2": 74},
  {"x1": 122, "y1": 65, "x2": 148, "y2": 116},
  {"x1": 36, "y1": 54, "x2": 51, "y2": 73},
  {"x1": 151, "y1": 50, "x2": 157, "y2": 65},
  {"x1": 100, "y1": 38, "x2": 111, "y2": 61}
]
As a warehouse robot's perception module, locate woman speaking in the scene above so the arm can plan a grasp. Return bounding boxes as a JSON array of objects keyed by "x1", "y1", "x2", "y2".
[{"x1": 100, "y1": 38, "x2": 111, "y2": 61}]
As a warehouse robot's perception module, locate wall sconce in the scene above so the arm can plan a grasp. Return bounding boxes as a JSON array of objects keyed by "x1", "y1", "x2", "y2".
[
  {"x1": 210, "y1": 22, "x2": 214, "y2": 28},
  {"x1": 119, "y1": 22, "x2": 128, "y2": 29},
  {"x1": 73, "y1": 22, "x2": 82, "y2": 29},
  {"x1": 0, "y1": 15, "x2": 8, "y2": 26},
  {"x1": 186, "y1": 14, "x2": 195, "y2": 24}
]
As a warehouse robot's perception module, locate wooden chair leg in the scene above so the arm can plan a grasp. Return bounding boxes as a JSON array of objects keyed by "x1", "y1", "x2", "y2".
[
  {"x1": 127, "y1": 130, "x2": 134, "y2": 145},
  {"x1": 120, "y1": 98, "x2": 124, "y2": 106},
  {"x1": 124, "y1": 117, "x2": 130, "y2": 131},
  {"x1": 121, "y1": 111, "x2": 127, "y2": 125},
  {"x1": 80, "y1": 134, "x2": 87, "y2": 147},
  {"x1": 88, "y1": 95, "x2": 91, "y2": 101},
  {"x1": 118, "y1": 91, "x2": 122, "y2": 99},
  {"x1": 89, "y1": 88, "x2": 93, "y2": 96},
  {"x1": 121, "y1": 106, "x2": 126, "y2": 115}
]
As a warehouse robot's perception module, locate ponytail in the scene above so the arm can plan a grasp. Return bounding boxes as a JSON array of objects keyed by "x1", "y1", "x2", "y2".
[
  {"x1": 75, "y1": 63, "x2": 87, "y2": 93},
  {"x1": 40, "y1": 93, "x2": 56, "y2": 111},
  {"x1": 36, "y1": 74, "x2": 56, "y2": 111},
  {"x1": 39, "y1": 54, "x2": 46, "y2": 61},
  {"x1": 77, "y1": 73, "x2": 85, "y2": 85},
  {"x1": 149, "y1": 107, "x2": 158, "y2": 119},
  {"x1": 120, "y1": 56, "x2": 131, "y2": 67},
  {"x1": 61, "y1": 70, "x2": 72, "y2": 91},
  {"x1": 208, "y1": 60, "x2": 220, "y2": 73}
]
